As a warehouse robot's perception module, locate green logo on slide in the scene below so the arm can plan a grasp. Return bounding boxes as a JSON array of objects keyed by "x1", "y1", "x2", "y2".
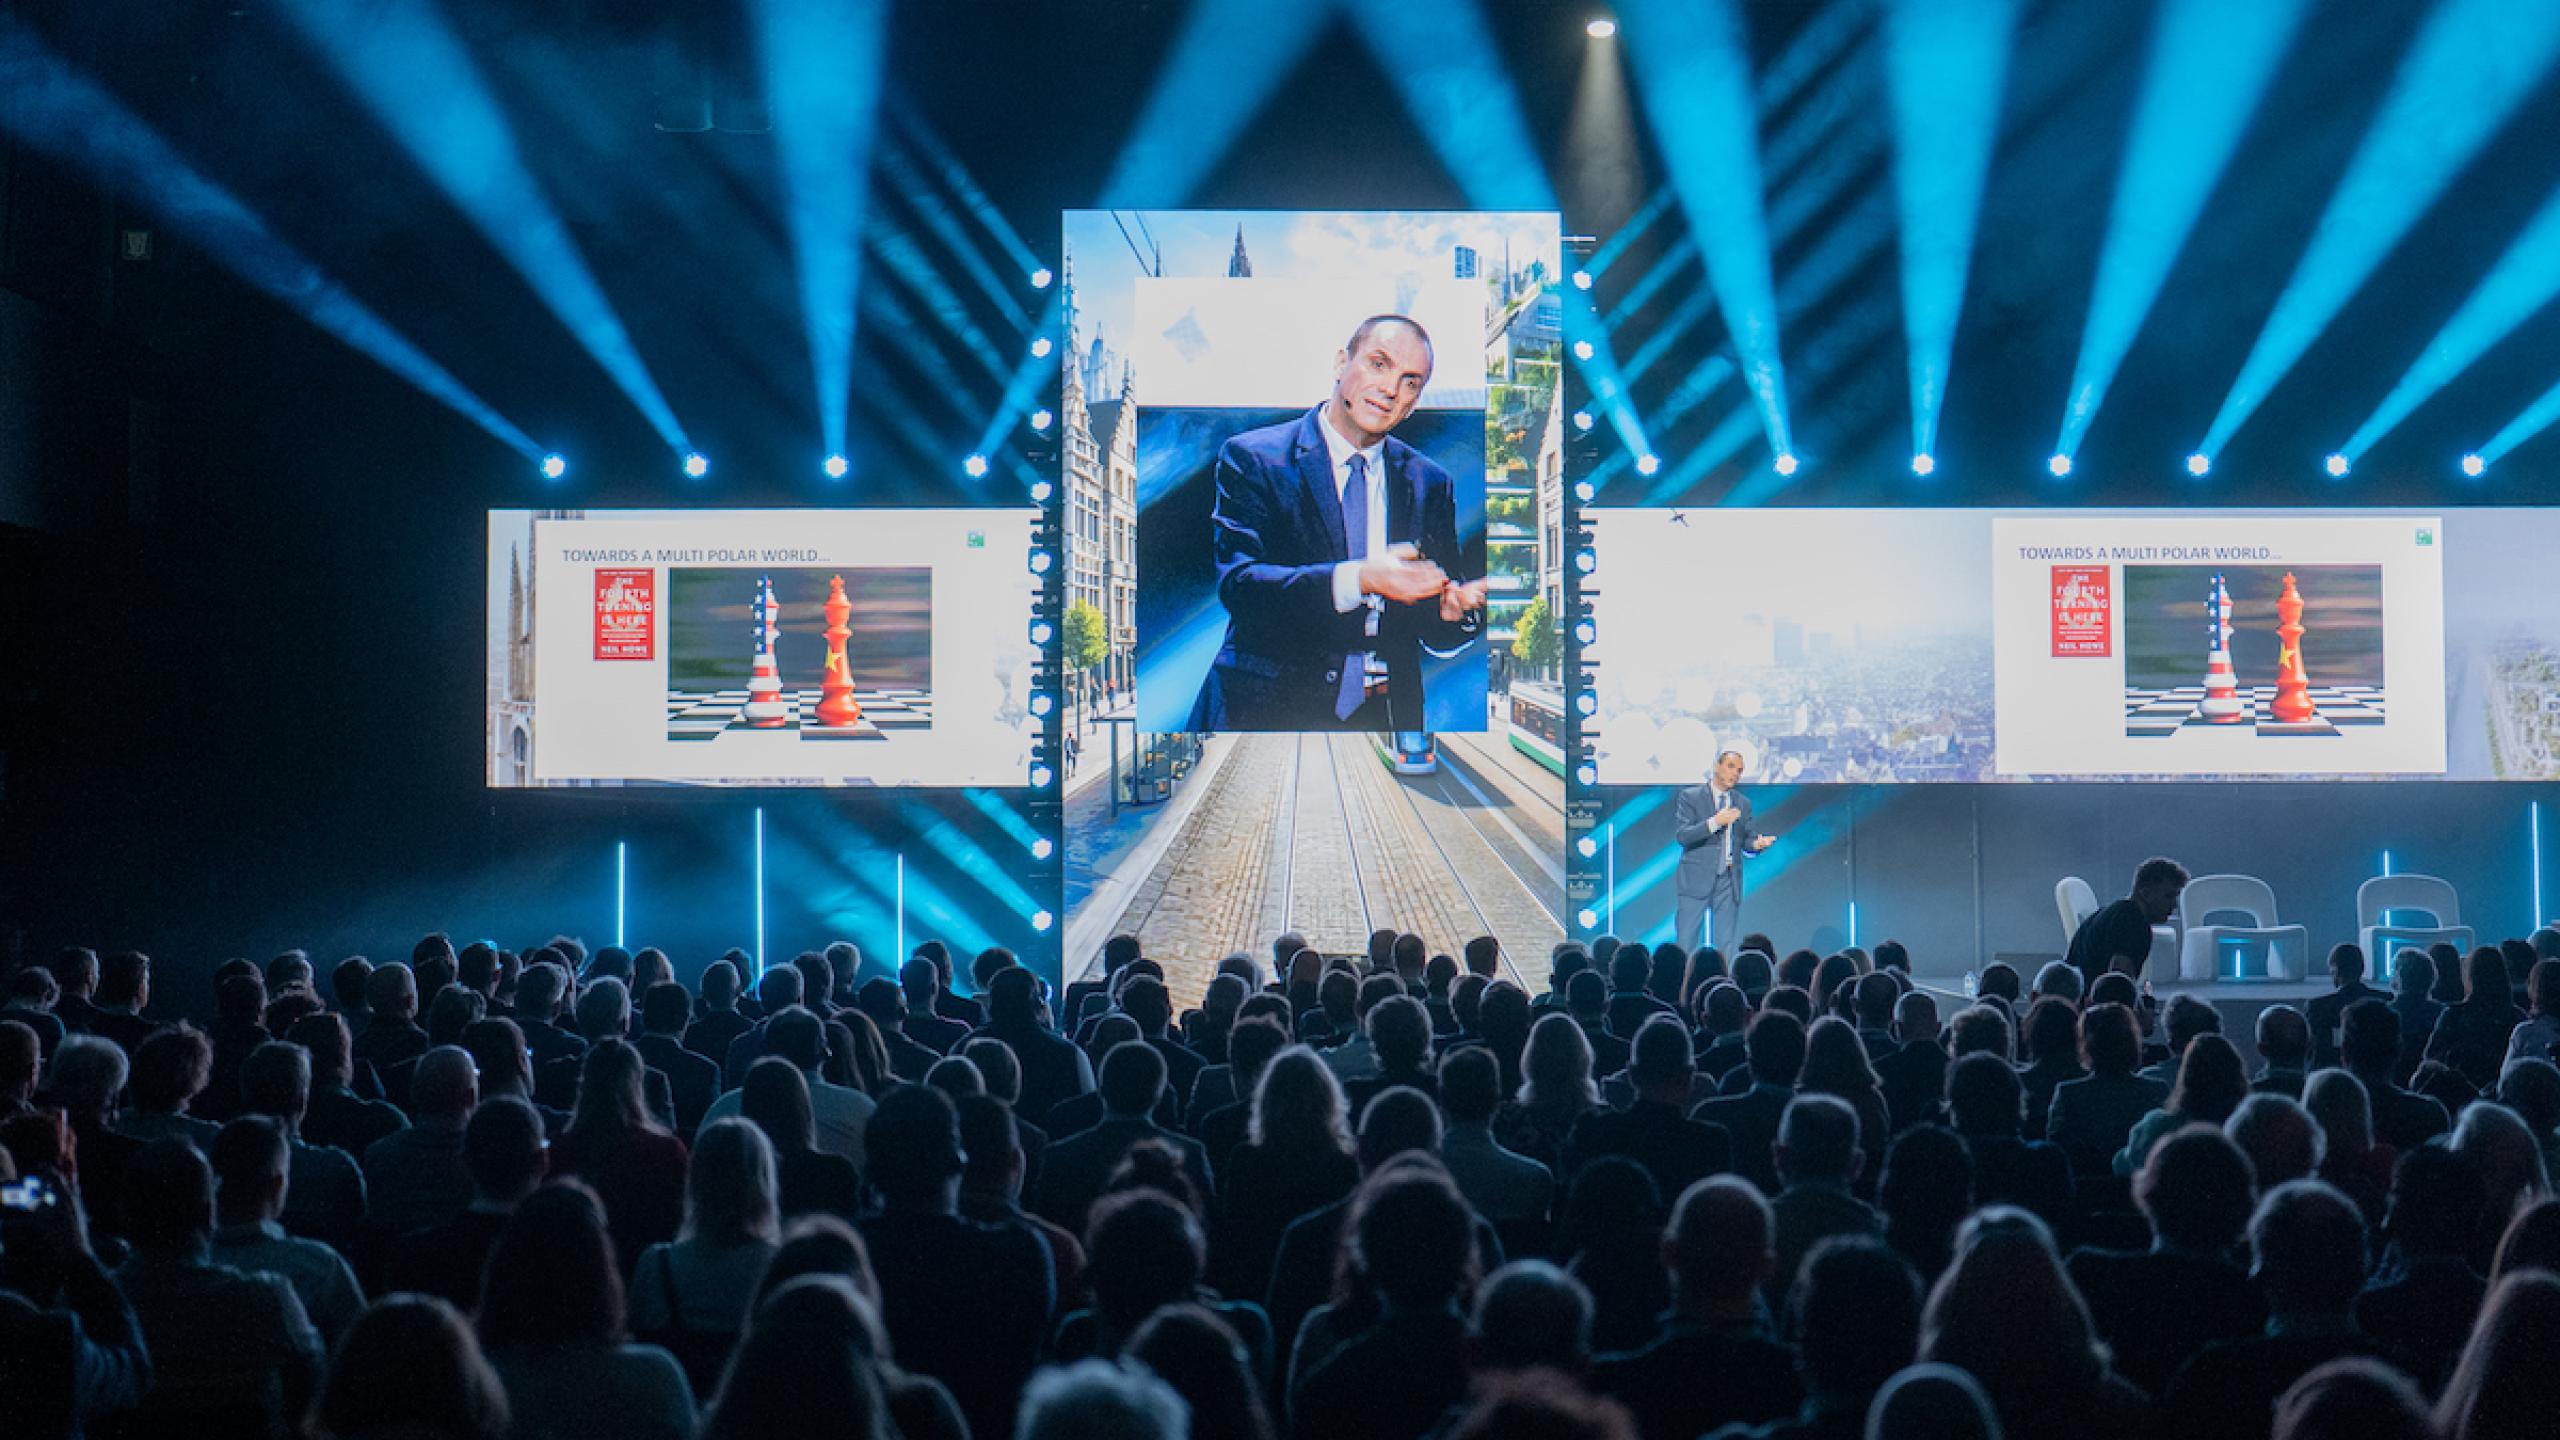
[{"x1": 2416, "y1": 528, "x2": 2434, "y2": 546}]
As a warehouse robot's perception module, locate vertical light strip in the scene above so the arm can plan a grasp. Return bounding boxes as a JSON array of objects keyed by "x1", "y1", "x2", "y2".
[
  {"x1": 1848, "y1": 900, "x2": 1859, "y2": 951},
  {"x1": 896, "y1": 853, "x2": 907, "y2": 970},
  {"x1": 2533, "y1": 802, "x2": 2544, "y2": 930},
  {"x1": 616, "y1": 841, "x2": 628, "y2": 950},
  {"x1": 1605, "y1": 824, "x2": 1617, "y2": 936},
  {"x1": 754, "y1": 809, "x2": 767, "y2": 978}
]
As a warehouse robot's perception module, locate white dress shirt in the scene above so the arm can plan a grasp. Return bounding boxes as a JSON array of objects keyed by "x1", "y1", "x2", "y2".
[{"x1": 1317, "y1": 406, "x2": 1391, "y2": 680}]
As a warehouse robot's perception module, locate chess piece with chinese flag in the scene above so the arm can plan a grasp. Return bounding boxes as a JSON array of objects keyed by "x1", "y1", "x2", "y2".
[
  {"x1": 814, "y1": 576, "x2": 864, "y2": 728},
  {"x1": 2269, "y1": 571, "x2": 2318, "y2": 723}
]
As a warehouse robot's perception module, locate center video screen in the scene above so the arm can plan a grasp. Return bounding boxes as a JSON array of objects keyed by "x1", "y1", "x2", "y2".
[
  {"x1": 1586, "y1": 507, "x2": 2560, "y2": 784},
  {"x1": 1060, "y1": 210, "x2": 1568, "y2": 995},
  {"x1": 487, "y1": 509, "x2": 1042, "y2": 788}
]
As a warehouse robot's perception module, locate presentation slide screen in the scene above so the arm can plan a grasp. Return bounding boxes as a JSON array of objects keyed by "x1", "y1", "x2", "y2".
[
  {"x1": 1587, "y1": 508, "x2": 2560, "y2": 784},
  {"x1": 1062, "y1": 210, "x2": 1560, "y2": 735},
  {"x1": 487, "y1": 509, "x2": 1042, "y2": 788}
]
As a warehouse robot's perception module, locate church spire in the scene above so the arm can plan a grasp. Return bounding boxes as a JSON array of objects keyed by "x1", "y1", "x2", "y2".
[{"x1": 1228, "y1": 223, "x2": 1253, "y2": 278}]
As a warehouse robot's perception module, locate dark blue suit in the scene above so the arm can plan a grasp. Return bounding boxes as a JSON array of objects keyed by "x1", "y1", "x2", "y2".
[{"x1": 1191, "y1": 405, "x2": 1473, "y2": 730}]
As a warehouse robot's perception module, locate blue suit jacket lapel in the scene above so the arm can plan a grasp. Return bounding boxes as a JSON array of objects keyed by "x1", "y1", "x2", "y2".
[
  {"x1": 1383, "y1": 439, "x2": 1417, "y2": 545},
  {"x1": 1293, "y1": 407, "x2": 1350, "y2": 560}
]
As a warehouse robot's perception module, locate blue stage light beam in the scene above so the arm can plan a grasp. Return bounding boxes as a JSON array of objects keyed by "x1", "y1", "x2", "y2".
[
  {"x1": 1560, "y1": 282, "x2": 1653, "y2": 465},
  {"x1": 972, "y1": 295, "x2": 1064, "y2": 465},
  {"x1": 876, "y1": 136, "x2": 1029, "y2": 330},
  {"x1": 1356, "y1": 2, "x2": 1558, "y2": 211},
  {"x1": 753, "y1": 0, "x2": 892, "y2": 461},
  {"x1": 2056, "y1": 0, "x2": 2311, "y2": 462},
  {"x1": 1584, "y1": 187, "x2": 1674, "y2": 280},
  {"x1": 1098, "y1": 0, "x2": 1330, "y2": 205},
  {"x1": 2344, "y1": 179, "x2": 2560, "y2": 462},
  {"x1": 0, "y1": 26, "x2": 537, "y2": 458},
  {"x1": 1618, "y1": 0, "x2": 1793, "y2": 459},
  {"x1": 270, "y1": 0, "x2": 688, "y2": 453},
  {"x1": 890, "y1": 112, "x2": 1044, "y2": 282},
  {"x1": 1882, "y1": 0, "x2": 2022, "y2": 464},
  {"x1": 2477, "y1": 372, "x2": 2560, "y2": 468},
  {"x1": 2198, "y1": 0, "x2": 2560, "y2": 462}
]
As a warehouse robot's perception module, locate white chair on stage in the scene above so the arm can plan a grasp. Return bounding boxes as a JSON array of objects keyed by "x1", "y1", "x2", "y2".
[
  {"x1": 2356, "y1": 875, "x2": 2474, "y2": 979},
  {"x1": 2056, "y1": 876, "x2": 2177, "y2": 982},
  {"x1": 2175, "y1": 874, "x2": 2310, "y2": 982}
]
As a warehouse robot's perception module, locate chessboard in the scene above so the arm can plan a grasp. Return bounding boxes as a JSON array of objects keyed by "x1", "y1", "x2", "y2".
[
  {"x1": 666, "y1": 687, "x2": 934, "y2": 742},
  {"x1": 2123, "y1": 684, "x2": 2386, "y2": 739}
]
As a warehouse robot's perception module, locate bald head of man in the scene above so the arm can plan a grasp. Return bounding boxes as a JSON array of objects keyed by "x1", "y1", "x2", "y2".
[{"x1": 411, "y1": 1045, "x2": 479, "y2": 1123}]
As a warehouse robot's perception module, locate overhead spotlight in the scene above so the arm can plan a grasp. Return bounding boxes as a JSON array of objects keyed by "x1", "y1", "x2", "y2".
[
  {"x1": 1573, "y1": 481, "x2": 1596, "y2": 503},
  {"x1": 1635, "y1": 453, "x2": 1661, "y2": 476},
  {"x1": 1573, "y1": 619, "x2": 1596, "y2": 646},
  {"x1": 1030, "y1": 479, "x2": 1054, "y2": 503},
  {"x1": 2325, "y1": 452, "x2": 2350, "y2": 477},
  {"x1": 2462, "y1": 452, "x2": 2486, "y2": 477},
  {"x1": 1031, "y1": 837, "x2": 1055, "y2": 860},
  {"x1": 1773, "y1": 452, "x2": 1799, "y2": 476},
  {"x1": 539, "y1": 453, "x2": 567, "y2": 480},
  {"x1": 1572, "y1": 340, "x2": 1595, "y2": 361},
  {"x1": 2047, "y1": 454, "x2": 2072, "y2": 478},
  {"x1": 822, "y1": 454, "x2": 849, "y2": 479},
  {"x1": 1574, "y1": 547, "x2": 1598, "y2": 573},
  {"x1": 1587, "y1": 17, "x2": 1618, "y2": 39},
  {"x1": 1028, "y1": 548, "x2": 1053, "y2": 574},
  {"x1": 1030, "y1": 336, "x2": 1053, "y2": 359},
  {"x1": 1575, "y1": 835, "x2": 1599, "y2": 858},
  {"x1": 1031, "y1": 909, "x2": 1054, "y2": 932},
  {"x1": 1571, "y1": 410, "x2": 1594, "y2": 431},
  {"x1": 1577, "y1": 907, "x2": 1600, "y2": 929},
  {"x1": 1575, "y1": 691, "x2": 1598, "y2": 716},
  {"x1": 1030, "y1": 693, "x2": 1054, "y2": 717},
  {"x1": 682, "y1": 452, "x2": 710, "y2": 478},
  {"x1": 963, "y1": 453, "x2": 991, "y2": 478},
  {"x1": 1029, "y1": 764, "x2": 1055, "y2": 789},
  {"x1": 1030, "y1": 408, "x2": 1054, "y2": 432},
  {"x1": 2187, "y1": 452, "x2": 2212, "y2": 477},
  {"x1": 1574, "y1": 762, "x2": 1597, "y2": 787},
  {"x1": 1911, "y1": 453, "x2": 1935, "y2": 476},
  {"x1": 1572, "y1": 270, "x2": 1594, "y2": 291},
  {"x1": 1030, "y1": 266, "x2": 1053, "y2": 290},
  {"x1": 1030, "y1": 619, "x2": 1054, "y2": 646}
]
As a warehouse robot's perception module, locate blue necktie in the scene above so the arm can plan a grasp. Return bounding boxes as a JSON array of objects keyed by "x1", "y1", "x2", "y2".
[{"x1": 1336, "y1": 453, "x2": 1369, "y2": 722}]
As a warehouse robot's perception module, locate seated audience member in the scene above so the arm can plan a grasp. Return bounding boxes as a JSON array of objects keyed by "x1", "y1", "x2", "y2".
[
  {"x1": 386, "y1": 1095, "x2": 547, "y2": 1310},
  {"x1": 2254, "y1": 1006, "x2": 2312, "y2": 1098},
  {"x1": 2269, "y1": 1359, "x2": 2432, "y2": 1440},
  {"x1": 2447, "y1": 1102, "x2": 2550, "y2": 1266},
  {"x1": 2491, "y1": 1195, "x2": 2560, "y2": 1282},
  {"x1": 362, "y1": 1045, "x2": 479, "y2": 1240},
  {"x1": 2307, "y1": 944, "x2": 2384, "y2": 1071},
  {"x1": 1567, "y1": 1016, "x2": 1733, "y2": 1204},
  {"x1": 1768, "y1": 1094, "x2": 1884, "y2": 1305},
  {"x1": 1464, "y1": 1261, "x2": 1597, "y2": 1410},
  {"x1": 1874, "y1": 993, "x2": 1947, "y2": 1134},
  {"x1": 2343, "y1": 999, "x2": 2452, "y2": 1151},
  {"x1": 115, "y1": 1136, "x2": 327, "y2": 1437},
  {"x1": 702, "y1": 1006, "x2": 873, "y2": 1170},
  {"x1": 353, "y1": 963, "x2": 430, "y2": 1078},
  {"x1": 976, "y1": 966, "x2": 1096, "y2": 1121},
  {"x1": 1038, "y1": 1040, "x2": 1213, "y2": 1236},
  {"x1": 208, "y1": 1115, "x2": 366, "y2": 1345},
  {"x1": 0, "y1": 1143, "x2": 152, "y2": 1437},
  {"x1": 1185, "y1": 998, "x2": 1287, "y2": 1131},
  {"x1": 1696, "y1": 1010, "x2": 1808, "y2": 1196},
  {"x1": 45, "y1": 1036, "x2": 143, "y2": 1242},
  {"x1": 289, "y1": 1013, "x2": 406, "y2": 1158},
  {"x1": 117, "y1": 1024, "x2": 220, "y2": 1149},
  {"x1": 852, "y1": 979, "x2": 941, "y2": 1082},
  {"x1": 1591, "y1": 1176, "x2": 1803, "y2": 1440},
  {"x1": 856, "y1": 1084, "x2": 1055, "y2": 1440},
  {"x1": 1797, "y1": 1019, "x2": 1892, "y2": 1176},
  {"x1": 2, "y1": 971, "x2": 66, "y2": 1060},
  {"x1": 2045, "y1": 1004, "x2": 2167, "y2": 1178},
  {"x1": 1215, "y1": 1044, "x2": 1361, "y2": 1297},
  {"x1": 1693, "y1": 982, "x2": 1751, "y2": 1083},
  {"x1": 734, "y1": 1057, "x2": 862, "y2": 1223},
  {"x1": 1190, "y1": 1018, "x2": 1287, "y2": 1181},
  {"x1": 695, "y1": 1275, "x2": 895, "y2": 1440},
  {"x1": 2302, "y1": 1068, "x2": 2393, "y2": 1225},
  {"x1": 551, "y1": 1039, "x2": 688, "y2": 1272},
  {"x1": 632, "y1": 982, "x2": 720, "y2": 1136},
  {"x1": 955, "y1": 1092, "x2": 1084, "y2": 1304},
  {"x1": 630, "y1": 1118, "x2": 782, "y2": 1395},
  {"x1": 2430, "y1": 947, "x2": 2525, "y2": 1091},
  {"x1": 1290, "y1": 1166, "x2": 1479, "y2": 1440},
  {"x1": 87, "y1": 950, "x2": 162, "y2": 1057},
  {"x1": 683, "y1": 960, "x2": 754, "y2": 1066},
  {"x1": 2431, "y1": 1271, "x2": 2560, "y2": 1440},
  {"x1": 1563, "y1": 970, "x2": 1632, "y2": 1079},
  {"x1": 1559, "y1": 1157, "x2": 1674, "y2": 1356},
  {"x1": 1878, "y1": 1127, "x2": 1973, "y2": 1285},
  {"x1": 239, "y1": 1039, "x2": 369, "y2": 1254},
  {"x1": 1122, "y1": 975, "x2": 1210, "y2": 1104},
  {"x1": 1018, "y1": 1360, "x2": 1189, "y2": 1440},
  {"x1": 739, "y1": 1220, "x2": 968, "y2": 1440},
  {"x1": 1945, "y1": 1053, "x2": 2071, "y2": 1228},
  {"x1": 2357, "y1": 1143, "x2": 2487, "y2": 1391},
  {"x1": 1437, "y1": 1044, "x2": 1556, "y2": 1233},
  {"x1": 2226, "y1": 1094, "x2": 2325, "y2": 1190},
  {"x1": 1342, "y1": 995, "x2": 1439, "y2": 1115},
  {"x1": 1710, "y1": 1237, "x2": 1921, "y2": 1440},
  {"x1": 2505, "y1": 959, "x2": 2560, "y2": 1065},
  {"x1": 1126, "y1": 1303, "x2": 1277, "y2": 1440},
  {"x1": 2164, "y1": 1182, "x2": 2389, "y2": 1440},
  {"x1": 477, "y1": 1182, "x2": 695, "y2": 1440},
  {"x1": 2137, "y1": 995, "x2": 2224, "y2": 1088},
  {"x1": 896, "y1": 957, "x2": 971, "y2": 1056},
  {"x1": 2029, "y1": 961, "x2": 2085, "y2": 1012},
  {"x1": 307, "y1": 1294, "x2": 508, "y2": 1440},
  {"x1": 1863, "y1": 1365, "x2": 2003, "y2": 1440},
  {"x1": 2116, "y1": 1034, "x2": 2249, "y2": 1177},
  {"x1": 1494, "y1": 1013, "x2": 1603, "y2": 1180},
  {"x1": 510, "y1": 962, "x2": 587, "y2": 1075},
  {"x1": 1058, "y1": 1188, "x2": 1266, "y2": 1371},
  {"x1": 2016, "y1": 999, "x2": 2086, "y2": 1141},
  {"x1": 2069, "y1": 1125, "x2": 2266, "y2": 1396},
  {"x1": 1922, "y1": 1208, "x2": 2150, "y2": 1440}
]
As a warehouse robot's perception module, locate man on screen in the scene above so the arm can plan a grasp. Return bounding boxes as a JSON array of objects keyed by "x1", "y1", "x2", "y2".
[
  {"x1": 1673, "y1": 749, "x2": 1777, "y2": 951},
  {"x1": 2065, "y1": 857, "x2": 2188, "y2": 991},
  {"x1": 1190, "y1": 314, "x2": 1485, "y2": 731}
]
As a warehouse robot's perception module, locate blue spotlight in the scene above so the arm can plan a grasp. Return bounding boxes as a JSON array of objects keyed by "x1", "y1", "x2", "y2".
[
  {"x1": 963, "y1": 453, "x2": 991, "y2": 478},
  {"x1": 1634, "y1": 453, "x2": 1661, "y2": 476},
  {"x1": 1030, "y1": 619, "x2": 1054, "y2": 646},
  {"x1": 1911, "y1": 453, "x2": 1935, "y2": 477},
  {"x1": 1030, "y1": 266, "x2": 1053, "y2": 290},
  {"x1": 2056, "y1": 0, "x2": 2311, "y2": 462},
  {"x1": 754, "y1": 0, "x2": 892, "y2": 462},
  {"x1": 1355, "y1": 3, "x2": 1559, "y2": 210},
  {"x1": 1030, "y1": 336, "x2": 1053, "y2": 359},
  {"x1": 2325, "y1": 453, "x2": 2350, "y2": 477},
  {"x1": 2198, "y1": 0, "x2": 2560, "y2": 461},
  {"x1": 1100, "y1": 0, "x2": 1330, "y2": 204},
  {"x1": 2345, "y1": 179, "x2": 2560, "y2": 464},
  {"x1": 1574, "y1": 548, "x2": 1598, "y2": 574},
  {"x1": 1773, "y1": 453, "x2": 1800, "y2": 476},
  {"x1": 1031, "y1": 909, "x2": 1054, "y2": 933},
  {"x1": 2047, "y1": 454, "x2": 2071, "y2": 478},
  {"x1": 823, "y1": 454, "x2": 849, "y2": 479},
  {"x1": 1030, "y1": 479, "x2": 1054, "y2": 503},
  {"x1": 971, "y1": 295, "x2": 1064, "y2": 467},
  {"x1": 1030, "y1": 408, "x2": 1054, "y2": 432},
  {"x1": 1030, "y1": 764, "x2": 1055, "y2": 789},
  {"x1": 2462, "y1": 452, "x2": 2486, "y2": 477},
  {"x1": 1029, "y1": 548, "x2": 1053, "y2": 574},
  {"x1": 2187, "y1": 452, "x2": 2212, "y2": 477},
  {"x1": 1574, "y1": 619, "x2": 1597, "y2": 645},
  {"x1": 1576, "y1": 763, "x2": 1598, "y2": 788},
  {"x1": 1572, "y1": 410, "x2": 1595, "y2": 431},
  {"x1": 1576, "y1": 835, "x2": 1599, "y2": 858},
  {"x1": 0, "y1": 26, "x2": 539, "y2": 459},
  {"x1": 1030, "y1": 693, "x2": 1055, "y2": 718},
  {"x1": 683, "y1": 452, "x2": 710, "y2": 479},
  {"x1": 1572, "y1": 270, "x2": 1594, "y2": 290},
  {"x1": 273, "y1": 0, "x2": 690, "y2": 453},
  {"x1": 1882, "y1": 0, "x2": 2022, "y2": 465},
  {"x1": 540, "y1": 453, "x2": 568, "y2": 480},
  {"x1": 1573, "y1": 481, "x2": 1596, "y2": 503},
  {"x1": 1031, "y1": 836, "x2": 1055, "y2": 861},
  {"x1": 1619, "y1": 0, "x2": 1793, "y2": 458},
  {"x1": 2479, "y1": 375, "x2": 2560, "y2": 468},
  {"x1": 1572, "y1": 340, "x2": 1596, "y2": 362}
]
